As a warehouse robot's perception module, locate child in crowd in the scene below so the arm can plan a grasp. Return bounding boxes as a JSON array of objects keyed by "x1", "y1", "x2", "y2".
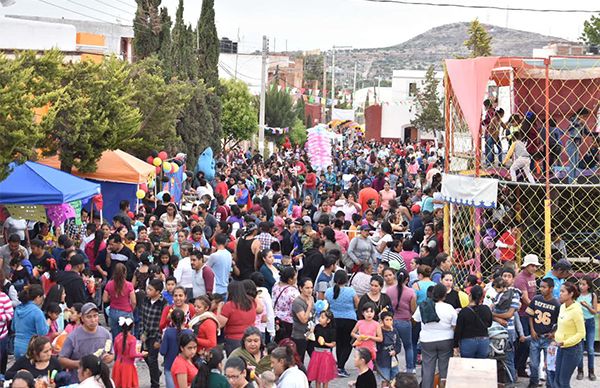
[
  {"x1": 377, "y1": 311, "x2": 401, "y2": 387},
  {"x1": 113, "y1": 317, "x2": 146, "y2": 388},
  {"x1": 10, "y1": 256, "x2": 32, "y2": 292},
  {"x1": 503, "y1": 131, "x2": 535, "y2": 184},
  {"x1": 547, "y1": 342, "x2": 558, "y2": 386},
  {"x1": 270, "y1": 241, "x2": 283, "y2": 266},
  {"x1": 160, "y1": 309, "x2": 193, "y2": 388},
  {"x1": 351, "y1": 302, "x2": 383, "y2": 368},
  {"x1": 576, "y1": 275, "x2": 597, "y2": 381},
  {"x1": 140, "y1": 279, "x2": 167, "y2": 388},
  {"x1": 350, "y1": 347, "x2": 377, "y2": 388},
  {"x1": 65, "y1": 303, "x2": 82, "y2": 334},
  {"x1": 44, "y1": 302, "x2": 61, "y2": 342},
  {"x1": 162, "y1": 277, "x2": 176, "y2": 305},
  {"x1": 306, "y1": 310, "x2": 337, "y2": 388}
]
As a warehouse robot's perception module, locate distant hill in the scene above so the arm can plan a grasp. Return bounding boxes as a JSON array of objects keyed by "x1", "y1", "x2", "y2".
[{"x1": 332, "y1": 22, "x2": 571, "y2": 85}]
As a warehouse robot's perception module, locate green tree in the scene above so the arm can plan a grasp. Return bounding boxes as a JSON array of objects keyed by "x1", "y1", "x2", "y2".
[
  {"x1": 265, "y1": 86, "x2": 296, "y2": 128},
  {"x1": 581, "y1": 13, "x2": 600, "y2": 46},
  {"x1": 41, "y1": 58, "x2": 141, "y2": 172},
  {"x1": 464, "y1": 18, "x2": 492, "y2": 57},
  {"x1": 295, "y1": 96, "x2": 306, "y2": 123},
  {"x1": 0, "y1": 50, "x2": 63, "y2": 180},
  {"x1": 177, "y1": 83, "x2": 217, "y2": 164},
  {"x1": 411, "y1": 65, "x2": 443, "y2": 134},
  {"x1": 221, "y1": 79, "x2": 258, "y2": 148},
  {"x1": 170, "y1": 0, "x2": 197, "y2": 81},
  {"x1": 288, "y1": 118, "x2": 307, "y2": 145},
  {"x1": 122, "y1": 57, "x2": 193, "y2": 158},
  {"x1": 133, "y1": 0, "x2": 162, "y2": 60},
  {"x1": 157, "y1": 6, "x2": 173, "y2": 70},
  {"x1": 196, "y1": 0, "x2": 220, "y2": 89}
]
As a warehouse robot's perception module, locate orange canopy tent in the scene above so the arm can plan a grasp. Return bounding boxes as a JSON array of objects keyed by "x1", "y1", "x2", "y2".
[
  {"x1": 39, "y1": 149, "x2": 155, "y2": 184},
  {"x1": 39, "y1": 150, "x2": 155, "y2": 220}
]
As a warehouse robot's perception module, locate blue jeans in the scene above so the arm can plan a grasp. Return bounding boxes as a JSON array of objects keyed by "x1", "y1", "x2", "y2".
[
  {"x1": 164, "y1": 368, "x2": 174, "y2": 388},
  {"x1": 505, "y1": 338, "x2": 516, "y2": 384},
  {"x1": 530, "y1": 336, "x2": 551, "y2": 385},
  {"x1": 578, "y1": 318, "x2": 596, "y2": 371},
  {"x1": 516, "y1": 315, "x2": 531, "y2": 372},
  {"x1": 459, "y1": 337, "x2": 490, "y2": 359},
  {"x1": 554, "y1": 342, "x2": 583, "y2": 388},
  {"x1": 485, "y1": 135, "x2": 502, "y2": 166},
  {"x1": 108, "y1": 307, "x2": 133, "y2": 339},
  {"x1": 547, "y1": 370, "x2": 556, "y2": 388},
  {"x1": 394, "y1": 319, "x2": 415, "y2": 370},
  {"x1": 0, "y1": 335, "x2": 8, "y2": 375}
]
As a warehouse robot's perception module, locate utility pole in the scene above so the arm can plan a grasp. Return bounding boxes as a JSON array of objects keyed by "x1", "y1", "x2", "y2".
[
  {"x1": 259, "y1": 35, "x2": 268, "y2": 157},
  {"x1": 352, "y1": 62, "x2": 357, "y2": 103},
  {"x1": 322, "y1": 54, "x2": 327, "y2": 123},
  {"x1": 234, "y1": 27, "x2": 240, "y2": 79}
]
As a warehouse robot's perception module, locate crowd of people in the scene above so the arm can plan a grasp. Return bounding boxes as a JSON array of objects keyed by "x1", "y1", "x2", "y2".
[{"x1": 0, "y1": 138, "x2": 597, "y2": 388}]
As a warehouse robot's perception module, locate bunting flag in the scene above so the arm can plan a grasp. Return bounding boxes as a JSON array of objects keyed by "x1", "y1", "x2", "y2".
[
  {"x1": 441, "y1": 173, "x2": 498, "y2": 208},
  {"x1": 262, "y1": 125, "x2": 289, "y2": 135},
  {"x1": 70, "y1": 200, "x2": 83, "y2": 225}
]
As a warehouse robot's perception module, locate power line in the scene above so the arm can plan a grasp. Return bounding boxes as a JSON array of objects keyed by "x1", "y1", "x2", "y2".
[
  {"x1": 91, "y1": 0, "x2": 134, "y2": 15},
  {"x1": 114, "y1": 0, "x2": 137, "y2": 10},
  {"x1": 63, "y1": 0, "x2": 124, "y2": 21},
  {"x1": 34, "y1": 0, "x2": 109, "y2": 23},
  {"x1": 362, "y1": 0, "x2": 600, "y2": 13}
]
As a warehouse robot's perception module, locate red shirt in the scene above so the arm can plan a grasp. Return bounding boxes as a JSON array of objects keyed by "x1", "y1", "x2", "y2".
[
  {"x1": 514, "y1": 271, "x2": 537, "y2": 316},
  {"x1": 220, "y1": 300, "x2": 257, "y2": 340},
  {"x1": 498, "y1": 231, "x2": 516, "y2": 262},
  {"x1": 105, "y1": 280, "x2": 134, "y2": 312},
  {"x1": 305, "y1": 172, "x2": 317, "y2": 189},
  {"x1": 159, "y1": 304, "x2": 196, "y2": 331},
  {"x1": 358, "y1": 187, "x2": 381, "y2": 215},
  {"x1": 215, "y1": 181, "x2": 229, "y2": 199},
  {"x1": 196, "y1": 317, "x2": 218, "y2": 352},
  {"x1": 171, "y1": 355, "x2": 197, "y2": 388}
]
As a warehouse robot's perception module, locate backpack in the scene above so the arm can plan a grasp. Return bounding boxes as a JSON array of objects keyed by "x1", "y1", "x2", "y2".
[{"x1": 488, "y1": 321, "x2": 510, "y2": 357}]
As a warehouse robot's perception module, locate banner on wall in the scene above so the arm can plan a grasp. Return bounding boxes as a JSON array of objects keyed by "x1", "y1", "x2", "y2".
[
  {"x1": 441, "y1": 173, "x2": 498, "y2": 208},
  {"x1": 332, "y1": 108, "x2": 355, "y2": 121}
]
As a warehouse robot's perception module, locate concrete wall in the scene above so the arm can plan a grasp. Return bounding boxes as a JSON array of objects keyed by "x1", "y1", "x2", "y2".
[{"x1": 0, "y1": 16, "x2": 76, "y2": 51}]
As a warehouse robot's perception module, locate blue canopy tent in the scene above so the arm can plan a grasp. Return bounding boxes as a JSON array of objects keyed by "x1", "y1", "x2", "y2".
[{"x1": 0, "y1": 161, "x2": 101, "y2": 205}]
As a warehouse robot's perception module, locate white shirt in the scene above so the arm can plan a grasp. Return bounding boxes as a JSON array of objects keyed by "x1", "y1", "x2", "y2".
[
  {"x1": 196, "y1": 184, "x2": 214, "y2": 199},
  {"x1": 173, "y1": 256, "x2": 194, "y2": 288},
  {"x1": 277, "y1": 366, "x2": 309, "y2": 388},
  {"x1": 412, "y1": 301, "x2": 457, "y2": 343},
  {"x1": 3, "y1": 217, "x2": 27, "y2": 240}
]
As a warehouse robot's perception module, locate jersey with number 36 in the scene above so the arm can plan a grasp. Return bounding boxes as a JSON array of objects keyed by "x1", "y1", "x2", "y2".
[{"x1": 525, "y1": 295, "x2": 560, "y2": 335}]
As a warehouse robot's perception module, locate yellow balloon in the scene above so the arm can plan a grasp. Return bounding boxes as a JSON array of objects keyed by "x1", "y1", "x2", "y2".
[
  {"x1": 153, "y1": 157, "x2": 162, "y2": 166},
  {"x1": 136, "y1": 189, "x2": 146, "y2": 199},
  {"x1": 162, "y1": 162, "x2": 171, "y2": 172},
  {"x1": 172, "y1": 163, "x2": 179, "y2": 173}
]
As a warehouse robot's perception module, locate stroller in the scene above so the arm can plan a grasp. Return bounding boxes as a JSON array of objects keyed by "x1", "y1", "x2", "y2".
[{"x1": 488, "y1": 322, "x2": 514, "y2": 384}]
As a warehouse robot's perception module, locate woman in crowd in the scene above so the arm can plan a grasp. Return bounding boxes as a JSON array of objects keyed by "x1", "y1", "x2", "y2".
[
  {"x1": 357, "y1": 275, "x2": 392, "y2": 320},
  {"x1": 160, "y1": 203, "x2": 183, "y2": 236},
  {"x1": 256, "y1": 249, "x2": 279, "y2": 294},
  {"x1": 430, "y1": 253, "x2": 452, "y2": 284},
  {"x1": 577, "y1": 275, "x2": 597, "y2": 381},
  {"x1": 272, "y1": 267, "x2": 300, "y2": 343},
  {"x1": 6, "y1": 335, "x2": 62, "y2": 380},
  {"x1": 270, "y1": 346, "x2": 310, "y2": 388},
  {"x1": 160, "y1": 309, "x2": 193, "y2": 388},
  {"x1": 77, "y1": 354, "x2": 114, "y2": 388},
  {"x1": 160, "y1": 286, "x2": 195, "y2": 330},
  {"x1": 325, "y1": 270, "x2": 359, "y2": 377},
  {"x1": 171, "y1": 333, "x2": 198, "y2": 388},
  {"x1": 381, "y1": 267, "x2": 397, "y2": 293},
  {"x1": 12, "y1": 285, "x2": 48, "y2": 358},
  {"x1": 379, "y1": 180, "x2": 396, "y2": 212},
  {"x1": 384, "y1": 269, "x2": 416, "y2": 373},
  {"x1": 454, "y1": 285, "x2": 492, "y2": 358},
  {"x1": 192, "y1": 347, "x2": 228, "y2": 388},
  {"x1": 348, "y1": 262, "x2": 373, "y2": 299},
  {"x1": 346, "y1": 225, "x2": 376, "y2": 271},
  {"x1": 223, "y1": 356, "x2": 255, "y2": 388},
  {"x1": 420, "y1": 223, "x2": 438, "y2": 257},
  {"x1": 554, "y1": 282, "x2": 586, "y2": 387},
  {"x1": 84, "y1": 230, "x2": 105, "y2": 275},
  {"x1": 217, "y1": 280, "x2": 260, "y2": 355},
  {"x1": 440, "y1": 271, "x2": 463, "y2": 310},
  {"x1": 229, "y1": 326, "x2": 272, "y2": 375},
  {"x1": 103, "y1": 262, "x2": 136, "y2": 338},
  {"x1": 413, "y1": 283, "x2": 457, "y2": 388},
  {"x1": 322, "y1": 227, "x2": 342, "y2": 256},
  {"x1": 291, "y1": 277, "x2": 314, "y2": 362}
]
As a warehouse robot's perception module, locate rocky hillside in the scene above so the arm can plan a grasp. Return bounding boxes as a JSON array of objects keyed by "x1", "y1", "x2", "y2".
[{"x1": 332, "y1": 22, "x2": 571, "y2": 85}]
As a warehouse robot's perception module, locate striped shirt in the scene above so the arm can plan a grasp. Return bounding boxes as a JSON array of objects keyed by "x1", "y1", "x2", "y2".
[{"x1": 0, "y1": 291, "x2": 14, "y2": 339}]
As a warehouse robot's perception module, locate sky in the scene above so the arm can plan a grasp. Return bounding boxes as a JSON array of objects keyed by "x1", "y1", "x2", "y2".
[{"x1": 2, "y1": 0, "x2": 598, "y2": 52}]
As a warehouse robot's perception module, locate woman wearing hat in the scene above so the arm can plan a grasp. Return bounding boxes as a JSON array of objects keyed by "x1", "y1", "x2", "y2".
[{"x1": 345, "y1": 225, "x2": 376, "y2": 272}]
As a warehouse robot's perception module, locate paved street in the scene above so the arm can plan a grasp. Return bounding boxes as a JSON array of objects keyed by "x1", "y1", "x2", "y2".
[{"x1": 134, "y1": 345, "x2": 599, "y2": 388}]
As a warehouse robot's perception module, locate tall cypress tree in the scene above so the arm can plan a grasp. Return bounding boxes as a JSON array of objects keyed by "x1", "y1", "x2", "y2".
[
  {"x1": 157, "y1": 6, "x2": 172, "y2": 70},
  {"x1": 133, "y1": 0, "x2": 162, "y2": 60},
  {"x1": 196, "y1": 0, "x2": 219, "y2": 89},
  {"x1": 170, "y1": 0, "x2": 197, "y2": 81}
]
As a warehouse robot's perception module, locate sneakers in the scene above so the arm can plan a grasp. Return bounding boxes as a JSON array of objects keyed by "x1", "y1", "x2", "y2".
[
  {"x1": 590, "y1": 371, "x2": 597, "y2": 381},
  {"x1": 576, "y1": 370, "x2": 584, "y2": 380},
  {"x1": 337, "y1": 368, "x2": 350, "y2": 378},
  {"x1": 406, "y1": 368, "x2": 417, "y2": 374}
]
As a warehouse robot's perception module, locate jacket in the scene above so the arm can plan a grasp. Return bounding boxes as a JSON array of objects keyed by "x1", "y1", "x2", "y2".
[
  {"x1": 12, "y1": 302, "x2": 48, "y2": 358},
  {"x1": 56, "y1": 271, "x2": 88, "y2": 307},
  {"x1": 347, "y1": 236, "x2": 376, "y2": 266}
]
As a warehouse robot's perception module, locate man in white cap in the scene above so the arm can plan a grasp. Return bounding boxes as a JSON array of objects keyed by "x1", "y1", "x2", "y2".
[{"x1": 514, "y1": 253, "x2": 541, "y2": 377}]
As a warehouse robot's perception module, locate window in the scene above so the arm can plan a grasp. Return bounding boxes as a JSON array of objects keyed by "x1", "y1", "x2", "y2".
[{"x1": 409, "y1": 82, "x2": 417, "y2": 97}]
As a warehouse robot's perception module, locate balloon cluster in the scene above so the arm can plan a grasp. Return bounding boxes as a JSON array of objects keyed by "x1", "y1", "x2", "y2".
[
  {"x1": 306, "y1": 124, "x2": 334, "y2": 172},
  {"x1": 145, "y1": 150, "x2": 185, "y2": 176}
]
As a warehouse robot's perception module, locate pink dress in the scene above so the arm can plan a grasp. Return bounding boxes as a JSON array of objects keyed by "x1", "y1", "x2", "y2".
[
  {"x1": 355, "y1": 319, "x2": 379, "y2": 368},
  {"x1": 380, "y1": 189, "x2": 396, "y2": 211}
]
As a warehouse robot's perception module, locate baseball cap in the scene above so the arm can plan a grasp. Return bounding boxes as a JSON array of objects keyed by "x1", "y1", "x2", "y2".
[
  {"x1": 360, "y1": 224, "x2": 372, "y2": 231},
  {"x1": 302, "y1": 216, "x2": 312, "y2": 225},
  {"x1": 70, "y1": 254, "x2": 85, "y2": 267},
  {"x1": 81, "y1": 302, "x2": 99, "y2": 315},
  {"x1": 554, "y1": 259, "x2": 572, "y2": 271},
  {"x1": 411, "y1": 204, "x2": 421, "y2": 214}
]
